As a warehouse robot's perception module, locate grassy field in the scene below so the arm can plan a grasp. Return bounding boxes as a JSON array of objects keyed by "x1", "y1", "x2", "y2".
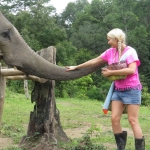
[{"x1": 0, "y1": 90, "x2": 150, "y2": 150}]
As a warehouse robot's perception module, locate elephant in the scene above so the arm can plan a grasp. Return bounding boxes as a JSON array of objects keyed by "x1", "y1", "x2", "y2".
[{"x1": 0, "y1": 11, "x2": 104, "y2": 81}]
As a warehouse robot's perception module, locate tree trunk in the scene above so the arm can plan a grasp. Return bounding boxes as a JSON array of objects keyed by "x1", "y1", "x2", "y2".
[{"x1": 19, "y1": 47, "x2": 69, "y2": 150}]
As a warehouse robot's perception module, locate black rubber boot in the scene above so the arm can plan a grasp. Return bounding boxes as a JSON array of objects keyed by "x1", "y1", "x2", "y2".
[
  {"x1": 135, "y1": 136, "x2": 145, "y2": 150},
  {"x1": 114, "y1": 131, "x2": 127, "y2": 150}
]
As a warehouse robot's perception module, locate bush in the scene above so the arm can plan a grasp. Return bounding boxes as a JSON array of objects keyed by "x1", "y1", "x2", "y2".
[
  {"x1": 87, "y1": 82, "x2": 111, "y2": 101},
  {"x1": 6, "y1": 80, "x2": 33, "y2": 94},
  {"x1": 141, "y1": 86, "x2": 150, "y2": 106},
  {"x1": 55, "y1": 75, "x2": 93, "y2": 99},
  {"x1": 140, "y1": 74, "x2": 150, "y2": 106}
]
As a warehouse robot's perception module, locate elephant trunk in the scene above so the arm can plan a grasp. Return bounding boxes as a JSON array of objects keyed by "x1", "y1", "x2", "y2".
[
  {"x1": 1, "y1": 27, "x2": 102, "y2": 81},
  {"x1": 3, "y1": 44, "x2": 102, "y2": 81},
  {"x1": 0, "y1": 11, "x2": 103, "y2": 81},
  {"x1": 3, "y1": 47, "x2": 102, "y2": 81}
]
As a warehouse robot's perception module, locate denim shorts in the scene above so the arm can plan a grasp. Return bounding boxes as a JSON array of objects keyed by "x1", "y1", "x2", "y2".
[{"x1": 111, "y1": 89, "x2": 142, "y2": 104}]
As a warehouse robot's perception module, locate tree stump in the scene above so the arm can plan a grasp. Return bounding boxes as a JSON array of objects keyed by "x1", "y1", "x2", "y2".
[{"x1": 19, "y1": 46, "x2": 69, "y2": 150}]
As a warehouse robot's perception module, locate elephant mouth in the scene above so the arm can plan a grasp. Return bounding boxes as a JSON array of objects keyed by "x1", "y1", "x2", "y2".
[
  {"x1": 0, "y1": 50, "x2": 3, "y2": 57},
  {"x1": 0, "y1": 47, "x2": 4, "y2": 60}
]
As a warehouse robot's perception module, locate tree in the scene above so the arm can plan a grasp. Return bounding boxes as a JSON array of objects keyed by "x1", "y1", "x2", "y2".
[
  {"x1": 70, "y1": 21, "x2": 108, "y2": 55},
  {"x1": 58, "y1": 0, "x2": 90, "y2": 40},
  {"x1": 60, "y1": 0, "x2": 90, "y2": 27},
  {"x1": 0, "y1": 0, "x2": 53, "y2": 13}
]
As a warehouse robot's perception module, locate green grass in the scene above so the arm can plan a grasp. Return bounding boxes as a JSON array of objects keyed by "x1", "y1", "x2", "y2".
[
  {"x1": 0, "y1": 90, "x2": 34, "y2": 146},
  {"x1": 0, "y1": 91, "x2": 150, "y2": 150}
]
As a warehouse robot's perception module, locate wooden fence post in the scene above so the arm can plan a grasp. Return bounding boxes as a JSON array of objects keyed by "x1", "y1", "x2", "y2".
[
  {"x1": 0, "y1": 63, "x2": 6, "y2": 126},
  {"x1": 24, "y1": 80, "x2": 29, "y2": 99}
]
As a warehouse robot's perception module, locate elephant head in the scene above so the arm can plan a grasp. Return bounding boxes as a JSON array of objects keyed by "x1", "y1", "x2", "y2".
[{"x1": 0, "y1": 11, "x2": 103, "y2": 80}]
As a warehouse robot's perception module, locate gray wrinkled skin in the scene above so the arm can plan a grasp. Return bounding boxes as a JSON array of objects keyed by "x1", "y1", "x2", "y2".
[{"x1": 0, "y1": 11, "x2": 103, "y2": 81}]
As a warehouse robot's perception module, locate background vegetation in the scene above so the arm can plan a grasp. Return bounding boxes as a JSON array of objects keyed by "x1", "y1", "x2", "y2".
[{"x1": 0, "y1": 0, "x2": 150, "y2": 106}]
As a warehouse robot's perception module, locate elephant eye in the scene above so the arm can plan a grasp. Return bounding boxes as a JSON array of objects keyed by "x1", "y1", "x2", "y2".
[{"x1": 1, "y1": 30, "x2": 10, "y2": 40}]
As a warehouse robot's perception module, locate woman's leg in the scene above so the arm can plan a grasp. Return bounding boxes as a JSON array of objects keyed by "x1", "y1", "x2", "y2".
[
  {"x1": 111, "y1": 101, "x2": 127, "y2": 150},
  {"x1": 111, "y1": 100, "x2": 125, "y2": 133},
  {"x1": 127, "y1": 104, "x2": 143, "y2": 138},
  {"x1": 128, "y1": 105, "x2": 145, "y2": 150}
]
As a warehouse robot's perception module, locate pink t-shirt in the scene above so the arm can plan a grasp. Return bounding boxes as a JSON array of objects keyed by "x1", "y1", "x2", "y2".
[{"x1": 100, "y1": 46, "x2": 142, "y2": 90}]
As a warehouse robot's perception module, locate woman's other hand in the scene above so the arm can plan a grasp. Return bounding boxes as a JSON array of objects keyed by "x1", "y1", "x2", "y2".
[{"x1": 101, "y1": 67, "x2": 111, "y2": 77}]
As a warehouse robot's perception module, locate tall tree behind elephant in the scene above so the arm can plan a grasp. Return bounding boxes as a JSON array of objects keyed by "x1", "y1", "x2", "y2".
[{"x1": 19, "y1": 47, "x2": 69, "y2": 150}]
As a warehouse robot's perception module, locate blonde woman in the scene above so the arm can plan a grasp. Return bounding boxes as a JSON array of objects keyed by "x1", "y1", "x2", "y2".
[{"x1": 66, "y1": 28, "x2": 145, "y2": 150}]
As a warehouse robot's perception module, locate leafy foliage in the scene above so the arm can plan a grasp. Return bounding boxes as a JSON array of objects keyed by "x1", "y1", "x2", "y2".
[
  {"x1": 55, "y1": 75, "x2": 93, "y2": 99},
  {"x1": 140, "y1": 74, "x2": 150, "y2": 106}
]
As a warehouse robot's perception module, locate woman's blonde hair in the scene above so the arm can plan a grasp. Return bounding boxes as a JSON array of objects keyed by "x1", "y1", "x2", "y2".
[{"x1": 107, "y1": 28, "x2": 126, "y2": 62}]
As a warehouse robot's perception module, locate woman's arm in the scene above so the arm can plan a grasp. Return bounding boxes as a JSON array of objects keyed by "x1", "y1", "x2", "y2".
[
  {"x1": 102, "y1": 62, "x2": 137, "y2": 77},
  {"x1": 66, "y1": 56, "x2": 106, "y2": 71}
]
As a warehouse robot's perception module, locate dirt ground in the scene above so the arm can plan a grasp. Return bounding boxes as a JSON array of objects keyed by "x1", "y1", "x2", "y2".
[
  {"x1": 0, "y1": 125, "x2": 133, "y2": 150},
  {"x1": 64, "y1": 126, "x2": 133, "y2": 149},
  {"x1": 0, "y1": 137, "x2": 14, "y2": 149}
]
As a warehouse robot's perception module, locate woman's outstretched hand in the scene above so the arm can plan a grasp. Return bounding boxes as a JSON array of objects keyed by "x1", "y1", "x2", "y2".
[{"x1": 66, "y1": 66, "x2": 77, "y2": 72}]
